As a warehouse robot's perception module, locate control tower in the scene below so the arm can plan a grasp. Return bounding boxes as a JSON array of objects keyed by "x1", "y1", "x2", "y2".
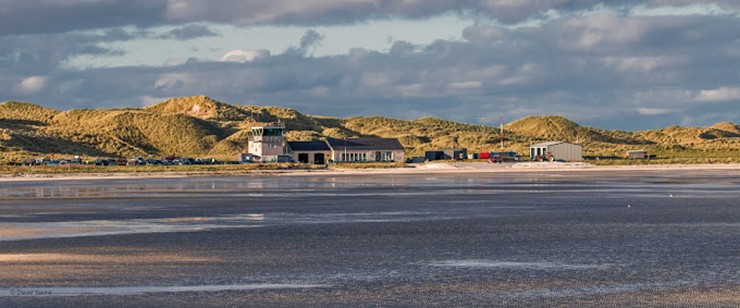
[{"x1": 248, "y1": 122, "x2": 286, "y2": 162}]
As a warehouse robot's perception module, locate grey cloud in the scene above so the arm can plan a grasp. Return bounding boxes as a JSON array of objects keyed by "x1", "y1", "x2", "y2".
[
  {"x1": 462, "y1": 25, "x2": 508, "y2": 44},
  {"x1": 300, "y1": 30, "x2": 323, "y2": 51},
  {"x1": 163, "y1": 0, "x2": 740, "y2": 25},
  {"x1": 284, "y1": 30, "x2": 325, "y2": 56},
  {"x1": 0, "y1": 0, "x2": 167, "y2": 36},
  {"x1": 102, "y1": 28, "x2": 153, "y2": 41},
  {"x1": 0, "y1": 26, "x2": 155, "y2": 76},
  {"x1": 0, "y1": 32, "x2": 124, "y2": 75},
  {"x1": 158, "y1": 24, "x2": 219, "y2": 40},
  {"x1": 2, "y1": 1, "x2": 739, "y2": 36},
  {"x1": 4, "y1": 12, "x2": 740, "y2": 130}
]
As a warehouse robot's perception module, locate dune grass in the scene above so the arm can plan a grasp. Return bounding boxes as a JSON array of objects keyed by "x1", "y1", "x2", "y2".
[{"x1": 2, "y1": 96, "x2": 739, "y2": 165}]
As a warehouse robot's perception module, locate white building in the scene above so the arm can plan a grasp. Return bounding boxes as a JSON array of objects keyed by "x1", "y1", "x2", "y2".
[
  {"x1": 325, "y1": 138, "x2": 405, "y2": 163},
  {"x1": 286, "y1": 141, "x2": 332, "y2": 164},
  {"x1": 247, "y1": 123, "x2": 405, "y2": 164},
  {"x1": 627, "y1": 150, "x2": 648, "y2": 159},
  {"x1": 248, "y1": 122, "x2": 287, "y2": 162},
  {"x1": 530, "y1": 141, "x2": 583, "y2": 161}
]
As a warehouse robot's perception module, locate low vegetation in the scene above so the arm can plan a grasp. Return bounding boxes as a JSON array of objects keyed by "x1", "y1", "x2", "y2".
[
  {"x1": 2, "y1": 96, "x2": 739, "y2": 167},
  {"x1": 0, "y1": 163, "x2": 325, "y2": 175}
]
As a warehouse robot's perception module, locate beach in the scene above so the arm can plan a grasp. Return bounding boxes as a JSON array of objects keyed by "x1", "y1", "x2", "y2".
[
  {"x1": 1, "y1": 167, "x2": 739, "y2": 306},
  {"x1": 2, "y1": 162, "x2": 740, "y2": 182}
]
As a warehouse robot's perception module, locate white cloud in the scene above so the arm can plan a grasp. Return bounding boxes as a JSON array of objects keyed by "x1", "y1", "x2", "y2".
[
  {"x1": 163, "y1": 58, "x2": 189, "y2": 67},
  {"x1": 4, "y1": 2, "x2": 740, "y2": 131},
  {"x1": 139, "y1": 95, "x2": 168, "y2": 107},
  {"x1": 462, "y1": 25, "x2": 507, "y2": 43},
  {"x1": 154, "y1": 73, "x2": 192, "y2": 89},
  {"x1": 637, "y1": 107, "x2": 672, "y2": 115},
  {"x1": 448, "y1": 81, "x2": 482, "y2": 90},
  {"x1": 561, "y1": 13, "x2": 647, "y2": 49},
  {"x1": 602, "y1": 56, "x2": 683, "y2": 73},
  {"x1": 219, "y1": 49, "x2": 270, "y2": 63},
  {"x1": 14, "y1": 76, "x2": 48, "y2": 95},
  {"x1": 696, "y1": 87, "x2": 740, "y2": 102},
  {"x1": 633, "y1": 89, "x2": 694, "y2": 105}
]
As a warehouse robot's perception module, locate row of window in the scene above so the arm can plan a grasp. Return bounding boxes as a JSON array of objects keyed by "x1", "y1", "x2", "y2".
[
  {"x1": 251, "y1": 128, "x2": 284, "y2": 137},
  {"x1": 531, "y1": 147, "x2": 549, "y2": 157},
  {"x1": 341, "y1": 151, "x2": 394, "y2": 162}
]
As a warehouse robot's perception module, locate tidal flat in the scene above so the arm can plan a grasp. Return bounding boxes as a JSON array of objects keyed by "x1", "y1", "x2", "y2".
[{"x1": 0, "y1": 170, "x2": 738, "y2": 307}]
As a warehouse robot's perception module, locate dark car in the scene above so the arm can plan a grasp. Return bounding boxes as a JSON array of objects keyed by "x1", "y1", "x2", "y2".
[
  {"x1": 144, "y1": 158, "x2": 161, "y2": 165},
  {"x1": 94, "y1": 158, "x2": 114, "y2": 166}
]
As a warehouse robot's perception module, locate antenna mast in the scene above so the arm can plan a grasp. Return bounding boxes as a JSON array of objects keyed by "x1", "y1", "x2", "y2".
[{"x1": 500, "y1": 114, "x2": 504, "y2": 160}]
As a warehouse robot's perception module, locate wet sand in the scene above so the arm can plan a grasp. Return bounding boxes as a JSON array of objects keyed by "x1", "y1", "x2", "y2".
[
  {"x1": 0, "y1": 170, "x2": 738, "y2": 306},
  {"x1": 1, "y1": 162, "x2": 739, "y2": 182}
]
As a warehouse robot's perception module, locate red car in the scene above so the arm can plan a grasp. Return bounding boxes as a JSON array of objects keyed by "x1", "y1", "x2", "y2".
[{"x1": 488, "y1": 156, "x2": 503, "y2": 163}]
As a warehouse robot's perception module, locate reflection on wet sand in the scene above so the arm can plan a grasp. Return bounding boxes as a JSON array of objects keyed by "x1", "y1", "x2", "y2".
[
  {"x1": 0, "y1": 284, "x2": 332, "y2": 297},
  {"x1": 0, "y1": 253, "x2": 215, "y2": 263},
  {"x1": 0, "y1": 211, "x2": 436, "y2": 241},
  {"x1": 429, "y1": 260, "x2": 614, "y2": 270},
  {"x1": 0, "y1": 171, "x2": 738, "y2": 305}
]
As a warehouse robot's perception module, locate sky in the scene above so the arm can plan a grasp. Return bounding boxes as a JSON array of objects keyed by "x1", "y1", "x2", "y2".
[{"x1": 1, "y1": 1, "x2": 739, "y2": 130}]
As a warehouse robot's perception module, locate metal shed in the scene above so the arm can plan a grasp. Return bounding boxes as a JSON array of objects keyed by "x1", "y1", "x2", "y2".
[
  {"x1": 529, "y1": 141, "x2": 583, "y2": 161},
  {"x1": 443, "y1": 148, "x2": 467, "y2": 160},
  {"x1": 424, "y1": 151, "x2": 446, "y2": 161},
  {"x1": 627, "y1": 150, "x2": 648, "y2": 160}
]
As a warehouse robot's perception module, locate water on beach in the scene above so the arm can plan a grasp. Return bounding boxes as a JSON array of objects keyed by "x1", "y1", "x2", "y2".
[{"x1": 0, "y1": 170, "x2": 738, "y2": 306}]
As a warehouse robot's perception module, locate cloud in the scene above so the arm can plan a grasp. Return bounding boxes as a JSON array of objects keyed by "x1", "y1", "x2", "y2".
[
  {"x1": 154, "y1": 73, "x2": 193, "y2": 90},
  {"x1": 14, "y1": 76, "x2": 48, "y2": 95},
  {"x1": 284, "y1": 29, "x2": 325, "y2": 56},
  {"x1": 2, "y1": 7, "x2": 740, "y2": 130},
  {"x1": 158, "y1": 24, "x2": 219, "y2": 40},
  {"x1": 2, "y1": 1, "x2": 739, "y2": 37},
  {"x1": 696, "y1": 87, "x2": 740, "y2": 102},
  {"x1": 601, "y1": 56, "x2": 685, "y2": 73},
  {"x1": 0, "y1": 0, "x2": 167, "y2": 36},
  {"x1": 636, "y1": 107, "x2": 672, "y2": 116},
  {"x1": 462, "y1": 25, "x2": 507, "y2": 44},
  {"x1": 219, "y1": 49, "x2": 270, "y2": 63},
  {"x1": 163, "y1": 1, "x2": 740, "y2": 26}
]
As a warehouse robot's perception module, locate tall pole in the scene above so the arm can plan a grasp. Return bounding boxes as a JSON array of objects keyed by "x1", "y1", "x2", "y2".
[{"x1": 500, "y1": 114, "x2": 504, "y2": 160}]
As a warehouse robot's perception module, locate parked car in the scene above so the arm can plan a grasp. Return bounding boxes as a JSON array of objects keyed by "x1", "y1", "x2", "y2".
[
  {"x1": 174, "y1": 158, "x2": 194, "y2": 165},
  {"x1": 144, "y1": 158, "x2": 161, "y2": 165},
  {"x1": 94, "y1": 158, "x2": 114, "y2": 166},
  {"x1": 488, "y1": 156, "x2": 503, "y2": 163}
]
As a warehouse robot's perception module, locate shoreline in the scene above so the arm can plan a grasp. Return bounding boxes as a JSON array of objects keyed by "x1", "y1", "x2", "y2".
[{"x1": 1, "y1": 162, "x2": 739, "y2": 182}]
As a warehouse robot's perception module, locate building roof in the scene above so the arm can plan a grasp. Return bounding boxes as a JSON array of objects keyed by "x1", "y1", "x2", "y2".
[
  {"x1": 287, "y1": 141, "x2": 331, "y2": 151},
  {"x1": 326, "y1": 138, "x2": 405, "y2": 151},
  {"x1": 530, "y1": 141, "x2": 581, "y2": 147}
]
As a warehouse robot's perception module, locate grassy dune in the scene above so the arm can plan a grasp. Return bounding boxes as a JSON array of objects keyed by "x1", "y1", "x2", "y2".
[{"x1": 1, "y1": 96, "x2": 739, "y2": 164}]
